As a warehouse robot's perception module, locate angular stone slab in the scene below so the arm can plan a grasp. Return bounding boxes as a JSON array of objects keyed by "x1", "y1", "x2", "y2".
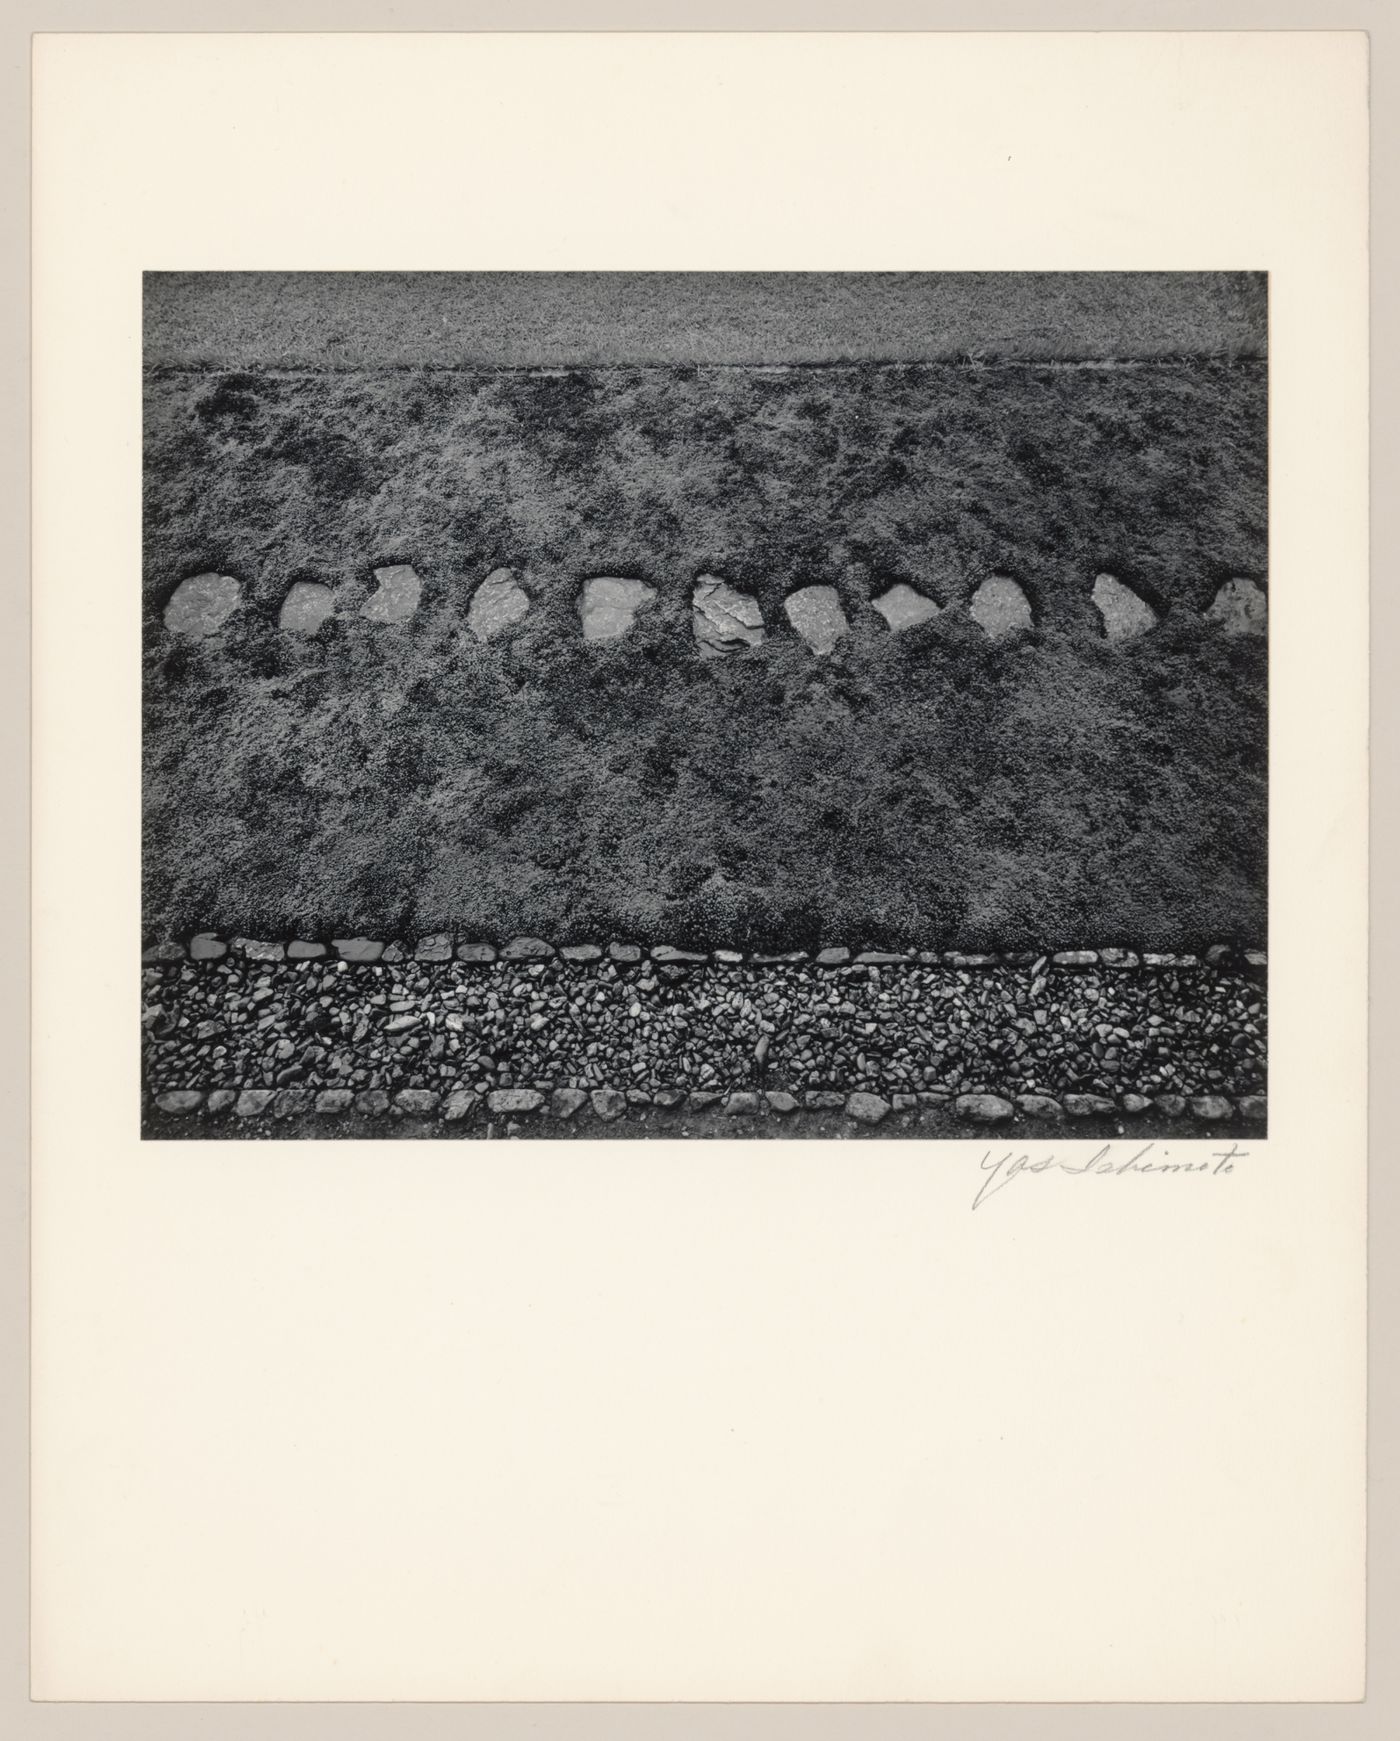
[
  {"x1": 468, "y1": 568, "x2": 531, "y2": 640},
  {"x1": 692, "y1": 575, "x2": 765, "y2": 658},
  {"x1": 1205, "y1": 577, "x2": 1267, "y2": 637},
  {"x1": 580, "y1": 576, "x2": 657, "y2": 641},
  {"x1": 1092, "y1": 573, "x2": 1158, "y2": 641},
  {"x1": 164, "y1": 572, "x2": 241, "y2": 637},
  {"x1": 969, "y1": 576, "x2": 1033, "y2": 639},
  {"x1": 279, "y1": 580, "x2": 336, "y2": 634},
  {"x1": 362, "y1": 563, "x2": 422, "y2": 624},
  {"x1": 783, "y1": 584, "x2": 849, "y2": 655},
  {"x1": 872, "y1": 582, "x2": 940, "y2": 633}
]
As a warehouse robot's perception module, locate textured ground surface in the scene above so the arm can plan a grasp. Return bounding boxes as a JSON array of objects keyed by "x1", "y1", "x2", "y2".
[
  {"x1": 145, "y1": 271, "x2": 1269, "y2": 368},
  {"x1": 141, "y1": 952, "x2": 1266, "y2": 1141},
  {"x1": 144, "y1": 357, "x2": 1267, "y2": 950}
]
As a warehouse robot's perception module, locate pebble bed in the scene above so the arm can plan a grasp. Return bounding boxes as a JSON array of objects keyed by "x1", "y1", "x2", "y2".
[{"x1": 142, "y1": 944, "x2": 1266, "y2": 1130}]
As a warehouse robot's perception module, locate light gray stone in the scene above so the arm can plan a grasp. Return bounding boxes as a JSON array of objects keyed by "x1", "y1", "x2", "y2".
[
  {"x1": 142, "y1": 941, "x2": 184, "y2": 963},
  {"x1": 316, "y1": 1089, "x2": 353, "y2": 1114},
  {"x1": 355, "y1": 1089, "x2": 391, "y2": 1117},
  {"x1": 442, "y1": 1089, "x2": 480, "y2": 1122},
  {"x1": 164, "y1": 572, "x2": 242, "y2": 637},
  {"x1": 414, "y1": 933, "x2": 453, "y2": 961},
  {"x1": 1098, "y1": 948, "x2": 1140, "y2": 969},
  {"x1": 945, "y1": 952, "x2": 999, "y2": 968},
  {"x1": 692, "y1": 575, "x2": 766, "y2": 657},
  {"x1": 501, "y1": 937, "x2": 554, "y2": 961},
  {"x1": 1053, "y1": 950, "x2": 1099, "y2": 967},
  {"x1": 1063, "y1": 1093, "x2": 1116, "y2": 1117},
  {"x1": 1092, "y1": 573, "x2": 1158, "y2": 641},
  {"x1": 561, "y1": 944, "x2": 603, "y2": 962},
  {"x1": 725, "y1": 1091, "x2": 762, "y2": 1116},
  {"x1": 591, "y1": 1087, "x2": 627, "y2": 1121},
  {"x1": 1189, "y1": 1095, "x2": 1234, "y2": 1122},
  {"x1": 1153, "y1": 1095, "x2": 1188, "y2": 1118},
  {"x1": 1120, "y1": 1094, "x2": 1153, "y2": 1114},
  {"x1": 155, "y1": 1090, "x2": 203, "y2": 1116},
  {"x1": 1237, "y1": 1095, "x2": 1267, "y2": 1122},
  {"x1": 234, "y1": 1089, "x2": 275, "y2": 1118},
  {"x1": 872, "y1": 582, "x2": 940, "y2": 633},
  {"x1": 969, "y1": 576, "x2": 1033, "y2": 638},
  {"x1": 456, "y1": 942, "x2": 497, "y2": 963},
  {"x1": 580, "y1": 576, "x2": 657, "y2": 641},
  {"x1": 550, "y1": 1087, "x2": 589, "y2": 1120},
  {"x1": 805, "y1": 1091, "x2": 847, "y2": 1110},
  {"x1": 205, "y1": 1090, "x2": 235, "y2": 1116},
  {"x1": 1015, "y1": 1094, "x2": 1064, "y2": 1120},
  {"x1": 608, "y1": 942, "x2": 642, "y2": 963},
  {"x1": 236, "y1": 939, "x2": 285, "y2": 961},
  {"x1": 394, "y1": 1089, "x2": 440, "y2": 1117},
  {"x1": 487, "y1": 1088, "x2": 543, "y2": 1115},
  {"x1": 362, "y1": 563, "x2": 422, "y2": 624},
  {"x1": 955, "y1": 1093, "x2": 1015, "y2": 1123},
  {"x1": 279, "y1": 580, "x2": 336, "y2": 634},
  {"x1": 1205, "y1": 577, "x2": 1267, "y2": 637},
  {"x1": 846, "y1": 1091, "x2": 890, "y2": 1125},
  {"x1": 815, "y1": 947, "x2": 850, "y2": 966},
  {"x1": 334, "y1": 937, "x2": 384, "y2": 962},
  {"x1": 287, "y1": 940, "x2": 325, "y2": 960},
  {"x1": 468, "y1": 568, "x2": 531, "y2": 640},
  {"x1": 766, "y1": 1090, "x2": 799, "y2": 1115},
  {"x1": 651, "y1": 944, "x2": 707, "y2": 963},
  {"x1": 783, "y1": 584, "x2": 849, "y2": 655},
  {"x1": 273, "y1": 1089, "x2": 312, "y2": 1119},
  {"x1": 188, "y1": 933, "x2": 227, "y2": 960}
]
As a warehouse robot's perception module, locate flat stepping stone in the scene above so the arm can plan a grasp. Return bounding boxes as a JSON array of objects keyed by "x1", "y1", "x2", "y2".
[
  {"x1": 969, "y1": 576, "x2": 1033, "y2": 639},
  {"x1": 580, "y1": 576, "x2": 657, "y2": 641},
  {"x1": 279, "y1": 580, "x2": 335, "y2": 633},
  {"x1": 692, "y1": 575, "x2": 766, "y2": 658},
  {"x1": 164, "y1": 572, "x2": 241, "y2": 637},
  {"x1": 872, "y1": 582, "x2": 940, "y2": 633},
  {"x1": 1206, "y1": 577, "x2": 1267, "y2": 637},
  {"x1": 784, "y1": 584, "x2": 849, "y2": 655},
  {"x1": 361, "y1": 563, "x2": 421, "y2": 624},
  {"x1": 468, "y1": 567, "x2": 531, "y2": 640},
  {"x1": 1092, "y1": 573, "x2": 1158, "y2": 641}
]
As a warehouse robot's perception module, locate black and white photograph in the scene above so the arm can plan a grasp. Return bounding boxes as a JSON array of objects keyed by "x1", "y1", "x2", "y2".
[{"x1": 140, "y1": 269, "x2": 1269, "y2": 1140}]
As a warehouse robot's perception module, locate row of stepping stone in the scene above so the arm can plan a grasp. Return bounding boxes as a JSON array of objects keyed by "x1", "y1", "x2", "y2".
[{"x1": 163, "y1": 566, "x2": 1267, "y2": 652}]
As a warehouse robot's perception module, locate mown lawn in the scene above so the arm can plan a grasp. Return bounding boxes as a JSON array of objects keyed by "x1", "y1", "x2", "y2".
[
  {"x1": 144, "y1": 271, "x2": 1268, "y2": 368},
  {"x1": 143, "y1": 359, "x2": 1267, "y2": 951}
]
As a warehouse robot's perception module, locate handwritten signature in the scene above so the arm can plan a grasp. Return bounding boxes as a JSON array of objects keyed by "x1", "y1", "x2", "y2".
[{"x1": 972, "y1": 1142, "x2": 1248, "y2": 1211}]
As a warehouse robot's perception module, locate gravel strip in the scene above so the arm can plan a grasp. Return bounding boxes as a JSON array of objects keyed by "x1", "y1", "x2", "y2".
[{"x1": 142, "y1": 954, "x2": 1266, "y2": 1108}]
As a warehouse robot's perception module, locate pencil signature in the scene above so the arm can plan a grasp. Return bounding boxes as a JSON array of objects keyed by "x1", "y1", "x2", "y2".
[{"x1": 971, "y1": 1142, "x2": 1248, "y2": 1211}]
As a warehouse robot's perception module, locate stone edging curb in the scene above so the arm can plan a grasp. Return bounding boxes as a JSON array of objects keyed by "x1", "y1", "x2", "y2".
[
  {"x1": 143, "y1": 936, "x2": 1268, "y2": 969},
  {"x1": 149, "y1": 1084, "x2": 1267, "y2": 1126}
]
